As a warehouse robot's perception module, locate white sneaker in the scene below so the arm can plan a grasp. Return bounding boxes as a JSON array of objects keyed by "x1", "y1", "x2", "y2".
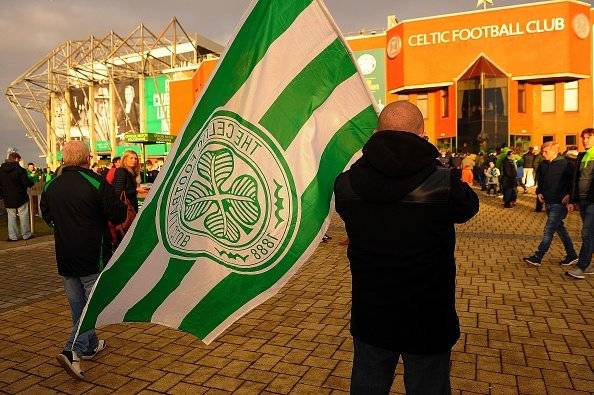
[
  {"x1": 567, "y1": 267, "x2": 586, "y2": 279},
  {"x1": 56, "y1": 351, "x2": 84, "y2": 379}
]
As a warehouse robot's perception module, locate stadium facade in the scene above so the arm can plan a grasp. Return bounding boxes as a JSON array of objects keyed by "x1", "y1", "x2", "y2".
[{"x1": 6, "y1": 1, "x2": 594, "y2": 166}]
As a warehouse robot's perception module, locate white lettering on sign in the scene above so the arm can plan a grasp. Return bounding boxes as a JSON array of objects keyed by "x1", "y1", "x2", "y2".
[{"x1": 407, "y1": 18, "x2": 565, "y2": 47}]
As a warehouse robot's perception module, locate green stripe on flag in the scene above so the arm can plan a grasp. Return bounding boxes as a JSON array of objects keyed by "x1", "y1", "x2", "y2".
[
  {"x1": 78, "y1": 0, "x2": 313, "y2": 334},
  {"x1": 178, "y1": 106, "x2": 377, "y2": 338},
  {"x1": 123, "y1": 258, "x2": 194, "y2": 322},
  {"x1": 259, "y1": 39, "x2": 357, "y2": 150},
  {"x1": 180, "y1": 0, "x2": 314, "y2": 149},
  {"x1": 78, "y1": 204, "x2": 159, "y2": 334}
]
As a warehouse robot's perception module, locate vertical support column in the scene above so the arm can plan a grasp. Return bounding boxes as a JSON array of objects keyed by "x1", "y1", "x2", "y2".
[
  {"x1": 44, "y1": 106, "x2": 52, "y2": 169},
  {"x1": 139, "y1": 75, "x2": 146, "y2": 134},
  {"x1": 49, "y1": 92, "x2": 58, "y2": 169},
  {"x1": 139, "y1": 76, "x2": 147, "y2": 181},
  {"x1": 109, "y1": 80, "x2": 117, "y2": 159},
  {"x1": 64, "y1": 89, "x2": 72, "y2": 142},
  {"x1": 88, "y1": 84, "x2": 97, "y2": 160}
]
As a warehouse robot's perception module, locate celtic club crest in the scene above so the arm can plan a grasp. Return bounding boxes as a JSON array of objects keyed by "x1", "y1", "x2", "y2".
[{"x1": 158, "y1": 110, "x2": 299, "y2": 273}]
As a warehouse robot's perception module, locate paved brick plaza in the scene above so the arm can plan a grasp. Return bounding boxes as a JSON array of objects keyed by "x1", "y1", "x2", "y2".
[{"x1": 0, "y1": 190, "x2": 593, "y2": 394}]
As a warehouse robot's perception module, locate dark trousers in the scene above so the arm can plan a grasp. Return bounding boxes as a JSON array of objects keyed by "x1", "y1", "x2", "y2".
[
  {"x1": 503, "y1": 187, "x2": 516, "y2": 207},
  {"x1": 351, "y1": 338, "x2": 451, "y2": 395},
  {"x1": 577, "y1": 202, "x2": 594, "y2": 270},
  {"x1": 535, "y1": 204, "x2": 576, "y2": 259}
]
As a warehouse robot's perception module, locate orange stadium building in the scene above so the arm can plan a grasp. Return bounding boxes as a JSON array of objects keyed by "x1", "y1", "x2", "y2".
[
  {"x1": 386, "y1": 0, "x2": 594, "y2": 152},
  {"x1": 169, "y1": 1, "x2": 593, "y2": 154}
]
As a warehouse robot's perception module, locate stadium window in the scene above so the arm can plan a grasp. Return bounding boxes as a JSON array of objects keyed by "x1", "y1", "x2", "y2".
[
  {"x1": 417, "y1": 94, "x2": 428, "y2": 119},
  {"x1": 564, "y1": 81, "x2": 578, "y2": 112},
  {"x1": 565, "y1": 135, "x2": 577, "y2": 146},
  {"x1": 543, "y1": 135, "x2": 554, "y2": 143},
  {"x1": 541, "y1": 84, "x2": 555, "y2": 113},
  {"x1": 440, "y1": 89, "x2": 449, "y2": 118},
  {"x1": 518, "y1": 83, "x2": 526, "y2": 113}
]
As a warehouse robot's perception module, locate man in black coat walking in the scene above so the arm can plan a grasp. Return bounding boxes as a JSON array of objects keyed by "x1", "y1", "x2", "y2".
[
  {"x1": 334, "y1": 101, "x2": 479, "y2": 394},
  {"x1": 41, "y1": 141, "x2": 126, "y2": 379},
  {"x1": 0, "y1": 152, "x2": 34, "y2": 241},
  {"x1": 523, "y1": 142, "x2": 577, "y2": 267}
]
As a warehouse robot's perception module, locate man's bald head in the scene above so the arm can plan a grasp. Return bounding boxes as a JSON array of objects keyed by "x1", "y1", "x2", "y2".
[{"x1": 378, "y1": 100, "x2": 425, "y2": 136}]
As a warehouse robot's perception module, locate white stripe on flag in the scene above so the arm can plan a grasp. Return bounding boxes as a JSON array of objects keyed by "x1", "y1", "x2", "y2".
[
  {"x1": 96, "y1": 245, "x2": 169, "y2": 327},
  {"x1": 224, "y1": 1, "x2": 337, "y2": 124},
  {"x1": 201, "y1": 213, "x2": 331, "y2": 344},
  {"x1": 151, "y1": 259, "x2": 232, "y2": 329},
  {"x1": 285, "y1": 74, "x2": 372, "y2": 194}
]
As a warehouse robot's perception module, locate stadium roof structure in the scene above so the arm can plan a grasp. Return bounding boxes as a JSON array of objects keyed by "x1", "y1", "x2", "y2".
[{"x1": 5, "y1": 18, "x2": 223, "y2": 155}]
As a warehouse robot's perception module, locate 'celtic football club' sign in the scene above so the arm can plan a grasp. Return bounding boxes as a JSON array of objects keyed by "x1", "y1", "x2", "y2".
[
  {"x1": 159, "y1": 111, "x2": 298, "y2": 273},
  {"x1": 77, "y1": 0, "x2": 378, "y2": 344}
]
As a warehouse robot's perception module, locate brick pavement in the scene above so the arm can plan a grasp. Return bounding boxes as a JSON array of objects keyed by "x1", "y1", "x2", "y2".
[{"x1": 0, "y1": 190, "x2": 593, "y2": 394}]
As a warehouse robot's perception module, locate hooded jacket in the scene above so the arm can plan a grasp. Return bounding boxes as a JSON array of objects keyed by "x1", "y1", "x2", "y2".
[
  {"x1": 334, "y1": 131, "x2": 479, "y2": 354},
  {"x1": 40, "y1": 166, "x2": 127, "y2": 277},
  {"x1": 0, "y1": 161, "x2": 34, "y2": 208},
  {"x1": 570, "y1": 152, "x2": 594, "y2": 204}
]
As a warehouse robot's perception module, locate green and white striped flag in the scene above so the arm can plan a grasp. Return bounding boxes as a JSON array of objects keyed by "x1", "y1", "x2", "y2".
[{"x1": 78, "y1": 0, "x2": 378, "y2": 343}]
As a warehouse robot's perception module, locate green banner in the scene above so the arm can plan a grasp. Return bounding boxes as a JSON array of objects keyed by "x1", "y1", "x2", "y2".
[
  {"x1": 95, "y1": 140, "x2": 111, "y2": 152},
  {"x1": 124, "y1": 133, "x2": 175, "y2": 144},
  {"x1": 145, "y1": 75, "x2": 170, "y2": 134},
  {"x1": 354, "y1": 48, "x2": 386, "y2": 109},
  {"x1": 115, "y1": 144, "x2": 170, "y2": 157}
]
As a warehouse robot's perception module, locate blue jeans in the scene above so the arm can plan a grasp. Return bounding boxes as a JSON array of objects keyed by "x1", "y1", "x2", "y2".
[
  {"x1": 62, "y1": 274, "x2": 99, "y2": 354},
  {"x1": 6, "y1": 202, "x2": 31, "y2": 240},
  {"x1": 577, "y1": 202, "x2": 594, "y2": 270},
  {"x1": 351, "y1": 338, "x2": 451, "y2": 395},
  {"x1": 535, "y1": 204, "x2": 576, "y2": 259}
]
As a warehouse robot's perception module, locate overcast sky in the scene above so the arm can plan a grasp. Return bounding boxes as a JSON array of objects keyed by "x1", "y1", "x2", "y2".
[{"x1": 0, "y1": 0, "x2": 587, "y2": 163}]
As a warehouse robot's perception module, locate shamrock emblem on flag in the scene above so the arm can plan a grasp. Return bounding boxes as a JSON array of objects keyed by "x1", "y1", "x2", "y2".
[{"x1": 183, "y1": 148, "x2": 261, "y2": 243}]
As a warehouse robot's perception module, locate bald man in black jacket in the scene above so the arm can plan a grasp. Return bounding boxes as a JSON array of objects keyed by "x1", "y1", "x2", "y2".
[{"x1": 335, "y1": 101, "x2": 479, "y2": 395}]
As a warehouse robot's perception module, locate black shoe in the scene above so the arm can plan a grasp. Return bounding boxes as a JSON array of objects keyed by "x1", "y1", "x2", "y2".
[
  {"x1": 559, "y1": 256, "x2": 578, "y2": 266},
  {"x1": 56, "y1": 351, "x2": 84, "y2": 379},
  {"x1": 523, "y1": 255, "x2": 541, "y2": 266},
  {"x1": 5, "y1": 238, "x2": 17, "y2": 242},
  {"x1": 23, "y1": 235, "x2": 34, "y2": 241}
]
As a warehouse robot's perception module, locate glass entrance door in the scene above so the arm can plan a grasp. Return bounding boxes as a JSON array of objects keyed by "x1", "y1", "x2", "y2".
[{"x1": 457, "y1": 57, "x2": 509, "y2": 153}]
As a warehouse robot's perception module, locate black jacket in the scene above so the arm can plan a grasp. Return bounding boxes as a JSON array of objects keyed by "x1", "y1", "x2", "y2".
[
  {"x1": 500, "y1": 158, "x2": 517, "y2": 189},
  {"x1": 113, "y1": 167, "x2": 139, "y2": 212},
  {"x1": 536, "y1": 156, "x2": 573, "y2": 204},
  {"x1": 523, "y1": 152, "x2": 536, "y2": 169},
  {"x1": 570, "y1": 152, "x2": 594, "y2": 203},
  {"x1": 0, "y1": 161, "x2": 34, "y2": 208},
  {"x1": 334, "y1": 131, "x2": 479, "y2": 354},
  {"x1": 41, "y1": 166, "x2": 127, "y2": 277}
]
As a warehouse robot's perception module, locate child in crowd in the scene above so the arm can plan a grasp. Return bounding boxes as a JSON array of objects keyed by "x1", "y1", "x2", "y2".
[{"x1": 484, "y1": 161, "x2": 500, "y2": 195}]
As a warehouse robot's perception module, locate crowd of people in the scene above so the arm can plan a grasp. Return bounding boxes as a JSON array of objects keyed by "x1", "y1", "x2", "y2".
[
  {"x1": 0, "y1": 145, "x2": 163, "y2": 378},
  {"x1": 1, "y1": 118, "x2": 593, "y2": 390},
  {"x1": 437, "y1": 144, "x2": 580, "y2": 209},
  {"x1": 436, "y1": 134, "x2": 594, "y2": 280}
]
